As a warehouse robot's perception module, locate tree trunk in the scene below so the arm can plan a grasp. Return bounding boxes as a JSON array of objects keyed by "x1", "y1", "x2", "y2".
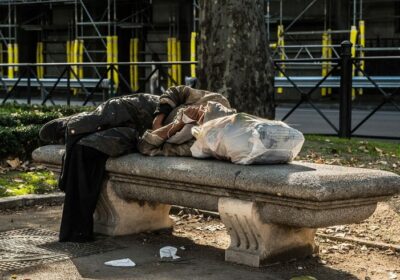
[{"x1": 198, "y1": 0, "x2": 275, "y2": 119}]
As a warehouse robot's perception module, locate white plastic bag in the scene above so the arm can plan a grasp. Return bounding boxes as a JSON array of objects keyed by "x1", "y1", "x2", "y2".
[
  {"x1": 190, "y1": 113, "x2": 304, "y2": 165},
  {"x1": 104, "y1": 258, "x2": 136, "y2": 267},
  {"x1": 159, "y1": 246, "x2": 181, "y2": 259}
]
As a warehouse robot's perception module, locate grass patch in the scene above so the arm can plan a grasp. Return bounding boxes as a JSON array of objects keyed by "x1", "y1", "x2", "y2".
[
  {"x1": 0, "y1": 170, "x2": 57, "y2": 197},
  {"x1": 298, "y1": 135, "x2": 400, "y2": 174}
]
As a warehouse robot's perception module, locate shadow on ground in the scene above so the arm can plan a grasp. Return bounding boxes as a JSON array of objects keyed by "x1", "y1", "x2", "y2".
[
  {"x1": 69, "y1": 231, "x2": 357, "y2": 280},
  {"x1": 0, "y1": 206, "x2": 359, "y2": 280}
]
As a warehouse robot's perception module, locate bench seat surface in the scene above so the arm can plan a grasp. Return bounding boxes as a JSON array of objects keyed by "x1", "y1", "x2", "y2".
[{"x1": 33, "y1": 145, "x2": 400, "y2": 203}]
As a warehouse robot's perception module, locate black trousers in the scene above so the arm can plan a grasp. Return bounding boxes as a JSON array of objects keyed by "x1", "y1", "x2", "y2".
[{"x1": 59, "y1": 143, "x2": 108, "y2": 242}]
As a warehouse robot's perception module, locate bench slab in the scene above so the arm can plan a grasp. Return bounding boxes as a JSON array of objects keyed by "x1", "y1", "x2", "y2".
[{"x1": 33, "y1": 145, "x2": 400, "y2": 266}]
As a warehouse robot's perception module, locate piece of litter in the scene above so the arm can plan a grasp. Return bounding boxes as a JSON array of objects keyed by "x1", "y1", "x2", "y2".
[
  {"x1": 160, "y1": 246, "x2": 181, "y2": 260},
  {"x1": 388, "y1": 272, "x2": 397, "y2": 280},
  {"x1": 104, "y1": 258, "x2": 136, "y2": 267},
  {"x1": 180, "y1": 246, "x2": 186, "y2": 250}
]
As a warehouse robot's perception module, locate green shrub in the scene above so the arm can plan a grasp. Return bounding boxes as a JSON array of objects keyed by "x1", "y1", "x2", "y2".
[
  {"x1": 0, "y1": 125, "x2": 42, "y2": 159},
  {"x1": 0, "y1": 111, "x2": 63, "y2": 127},
  {"x1": 0, "y1": 104, "x2": 94, "y2": 159}
]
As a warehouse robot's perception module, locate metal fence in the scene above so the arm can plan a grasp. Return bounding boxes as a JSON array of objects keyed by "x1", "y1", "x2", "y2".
[
  {"x1": 0, "y1": 42, "x2": 399, "y2": 139},
  {"x1": 274, "y1": 41, "x2": 400, "y2": 139},
  {"x1": 0, "y1": 61, "x2": 195, "y2": 106}
]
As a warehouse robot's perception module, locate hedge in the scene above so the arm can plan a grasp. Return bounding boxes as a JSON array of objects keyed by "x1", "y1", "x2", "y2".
[
  {"x1": 0, "y1": 104, "x2": 93, "y2": 159},
  {"x1": 0, "y1": 125, "x2": 42, "y2": 159}
]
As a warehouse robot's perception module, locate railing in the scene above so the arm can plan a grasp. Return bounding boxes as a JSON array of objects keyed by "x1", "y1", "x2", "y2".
[
  {"x1": 0, "y1": 61, "x2": 195, "y2": 106},
  {"x1": 274, "y1": 41, "x2": 400, "y2": 139},
  {"x1": 0, "y1": 44, "x2": 399, "y2": 139}
]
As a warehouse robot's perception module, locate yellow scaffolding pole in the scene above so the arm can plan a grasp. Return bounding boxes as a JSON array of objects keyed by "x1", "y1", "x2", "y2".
[
  {"x1": 358, "y1": 20, "x2": 365, "y2": 95},
  {"x1": 130, "y1": 38, "x2": 139, "y2": 91},
  {"x1": 112, "y1": 35, "x2": 119, "y2": 89},
  {"x1": 190, "y1": 32, "x2": 197, "y2": 77},
  {"x1": 13, "y1": 43, "x2": 19, "y2": 73},
  {"x1": 36, "y1": 42, "x2": 44, "y2": 78},
  {"x1": 72, "y1": 39, "x2": 80, "y2": 94},
  {"x1": 350, "y1": 25, "x2": 358, "y2": 99},
  {"x1": 171, "y1": 37, "x2": 177, "y2": 86},
  {"x1": 177, "y1": 39, "x2": 182, "y2": 85},
  {"x1": 321, "y1": 31, "x2": 329, "y2": 96},
  {"x1": 0, "y1": 43, "x2": 2, "y2": 76},
  {"x1": 327, "y1": 31, "x2": 332, "y2": 95},
  {"x1": 78, "y1": 39, "x2": 84, "y2": 79},
  {"x1": 107, "y1": 36, "x2": 113, "y2": 82},
  {"x1": 167, "y1": 37, "x2": 172, "y2": 87},
  {"x1": 66, "y1": 40, "x2": 73, "y2": 78},
  {"x1": 277, "y1": 25, "x2": 285, "y2": 94},
  {"x1": 72, "y1": 39, "x2": 79, "y2": 79},
  {"x1": 7, "y1": 44, "x2": 14, "y2": 78},
  {"x1": 66, "y1": 40, "x2": 70, "y2": 64}
]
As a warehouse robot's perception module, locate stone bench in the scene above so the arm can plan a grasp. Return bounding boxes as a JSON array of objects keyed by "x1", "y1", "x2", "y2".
[{"x1": 32, "y1": 145, "x2": 400, "y2": 267}]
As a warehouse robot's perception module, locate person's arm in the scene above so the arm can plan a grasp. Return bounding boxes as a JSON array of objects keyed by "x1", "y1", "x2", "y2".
[{"x1": 154, "y1": 86, "x2": 211, "y2": 116}]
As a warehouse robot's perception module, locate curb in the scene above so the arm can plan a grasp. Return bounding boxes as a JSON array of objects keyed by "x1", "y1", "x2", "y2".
[{"x1": 0, "y1": 193, "x2": 64, "y2": 210}]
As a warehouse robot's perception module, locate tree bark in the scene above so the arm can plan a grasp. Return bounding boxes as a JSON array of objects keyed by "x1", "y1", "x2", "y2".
[{"x1": 198, "y1": 0, "x2": 275, "y2": 118}]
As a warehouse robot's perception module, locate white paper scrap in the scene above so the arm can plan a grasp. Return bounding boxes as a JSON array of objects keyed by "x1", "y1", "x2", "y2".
[
  {"x1": 104, "y1": 258, "x2": 136, "y2": 267},
  {"x1": 160, "y1": 246, "x2": 181, "y2": 260}
]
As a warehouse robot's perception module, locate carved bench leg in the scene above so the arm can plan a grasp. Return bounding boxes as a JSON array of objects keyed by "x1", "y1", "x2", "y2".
[
  {"x1": 218, "y1": 198, "x2": 317, "y2": 267},
  {"x1": 94, "y1": 180, "x2": 173, "y2": 236}
]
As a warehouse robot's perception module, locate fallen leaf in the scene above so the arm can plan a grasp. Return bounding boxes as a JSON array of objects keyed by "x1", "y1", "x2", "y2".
[
  {"x1": 360, "y1": 245, "x2": 368, "y2": 252},
  {"x1": 6, "y1": 158, "x2": 21, "y2": 169}
]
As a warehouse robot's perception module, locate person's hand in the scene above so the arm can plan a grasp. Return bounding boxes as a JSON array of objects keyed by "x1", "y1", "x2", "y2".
[
  {"x1": 182, "y1": 106, "x2": 205, "y2": 124},
  {"x1": 152, "y1": 113, "x2": 165, "y2": 130}
]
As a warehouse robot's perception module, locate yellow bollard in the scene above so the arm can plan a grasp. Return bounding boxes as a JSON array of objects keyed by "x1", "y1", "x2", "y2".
[
  {"x1": 321, "y1": 31, "x2": 328, "y2": 96},
  {"x1": 277, "y1": 25, "x2": 285, "y2": 94},
  {"x1": 7, "y1": 43, "x2": 13, "y2": 78},
  {"x1": 358, "y1": 20, "x2": 365, "y2": 95},
  {"x1": 350, "y1": 25, "x2": 358, "y2": 99},
  {"x1": 190, "y1": 32, "x2": 197, "y2": 77}
]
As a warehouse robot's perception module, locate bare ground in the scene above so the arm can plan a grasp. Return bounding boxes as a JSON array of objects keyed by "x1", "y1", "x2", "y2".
[{"x1": 0, "y1": 202, "x2": 398, "y2": 280}]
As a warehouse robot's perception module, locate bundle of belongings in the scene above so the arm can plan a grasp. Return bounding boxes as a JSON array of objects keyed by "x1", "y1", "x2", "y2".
[{"x1": 139, "y1": 100, "x2": 304, "y2": 165}]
